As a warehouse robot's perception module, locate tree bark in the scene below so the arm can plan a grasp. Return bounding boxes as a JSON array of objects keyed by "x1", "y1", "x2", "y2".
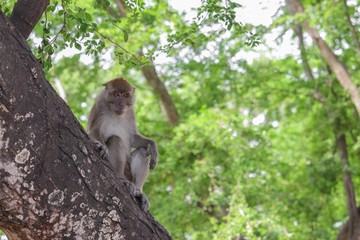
[
  {"x1": 336, "y1": 134, "x2": 357, "y2": 220},
  {"x1": 285, "y1": 0, "x2": 360, "y2": 118},
  {"x1": 9, "y1": 0, "x2": 50, "y2": 39},
  {"x1": 0, "y1": 11, "x2": 172, "y2": 240},
  {"x1": 115, "y1": 0, "x2": 180, "y2": 127},
  {"x1": 336, "y1": 134, "x2": 360, "y2": 240}
]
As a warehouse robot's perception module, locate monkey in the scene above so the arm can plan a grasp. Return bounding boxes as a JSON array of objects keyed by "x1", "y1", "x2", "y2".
[{"x1": 87, "y1": 77, "x2": 158, "y2": 211}]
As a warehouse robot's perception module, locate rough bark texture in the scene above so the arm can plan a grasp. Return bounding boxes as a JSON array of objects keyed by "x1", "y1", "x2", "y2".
[
  {"x1": 9, "y1": 0, "x2": 50, "y2": 39},
  {"x1": 286, "y1": 0, "x2": 360, "y2": 118},
  {"x1": 0, "y1": 11, "x2": 172, "y2": 240}
]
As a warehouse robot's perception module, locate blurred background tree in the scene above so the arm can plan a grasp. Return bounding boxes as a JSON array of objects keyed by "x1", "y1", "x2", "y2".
[{"x1": 1, "y1": 0, "x2": 360, "y2": 239}]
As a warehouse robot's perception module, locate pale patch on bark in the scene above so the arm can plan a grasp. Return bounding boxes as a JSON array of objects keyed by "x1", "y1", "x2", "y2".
[
  {"x1": 0, "y1": 161, "x2": 25, "y2": 186},
  {"x1": 89, "y1": 209, "x2": 98, "y2": 218},
  {"x1": 79, "y1": 143, "x2": 88, "y2": 155},
  {"x1": 95, "y1": 190, "x2": 105, "y2": 201},
  {"x1": 108, "y1": 210, "x2": 121, "y2": 223},
  {"x1": 77, "y1": 167, "x2": 86, "y2": 178},
  {"x1": 31, "y1": 67, "x2": 38, "y2": 78},
  {"x1": 15, "y1": 148, "x2": 30, "y2": 164},
  {"x1": 0, "y1": 124, "x2": 9, "y2": 150},
  {"x1": 48, "y1": 189, "x2": 65, "y2": 206},
  {"x1": 71, "y1": 191, "x2": 83, "y2": 202},
  {"x1": 9, "y1": 96, "x2": 16, "y2": 104},
  {"x1": 14, "y1": 112, "x2": 34, "y2": 121}
]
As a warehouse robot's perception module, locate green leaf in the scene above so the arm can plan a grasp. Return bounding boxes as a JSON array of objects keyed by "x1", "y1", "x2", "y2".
[{"x1": 123, "y1": 30, "x2": 129, "y2": 42}]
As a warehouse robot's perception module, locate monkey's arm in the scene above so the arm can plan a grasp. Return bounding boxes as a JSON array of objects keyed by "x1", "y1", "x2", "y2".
[
  {"x1": 132, "y1": 134, "x2": 158, "y2": 169},
  {"x1": 88, "y1": 126, "x2": 105, "y2": 143},
  {"x1": 88, "y1": 126, "x2": 109, "y2": 160}
]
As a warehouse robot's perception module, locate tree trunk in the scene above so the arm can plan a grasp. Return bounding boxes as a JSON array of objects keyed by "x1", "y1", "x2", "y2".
[
  {"x1": 285, "y1": 0, "x2": 360, "y2": 118},
  {"x1": 336, "y1": 134, "x2": 357, "y2": 220},
  {"x1": 336, "y1": 134, "x2": 360, "y2": 240},
  {"x1": 0, "y1": 11, "x2": 172, "y2": 240}
]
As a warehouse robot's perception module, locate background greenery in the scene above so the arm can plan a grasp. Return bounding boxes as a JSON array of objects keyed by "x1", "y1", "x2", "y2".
[{"x1": 1, "y1": 0, "x2": 360, "y2": 239}]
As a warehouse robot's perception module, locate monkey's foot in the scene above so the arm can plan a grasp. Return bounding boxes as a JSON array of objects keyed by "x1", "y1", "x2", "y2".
[
  {"x1": 92, "y1": 140, "x2": 109, "y2": 160},
  {"x1": 134, "y1": 189, "x2": 150, "y2": 212},
  {"x1": 121, "y1": 180, "x2": 149, "y2": 211}
]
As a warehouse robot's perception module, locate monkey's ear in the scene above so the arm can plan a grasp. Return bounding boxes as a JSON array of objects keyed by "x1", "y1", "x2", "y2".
[
  {"x1": 132, "y1": 86, "x2": 136, "y2": 93},
  {"x1": 102, "y1": 82, "x2": 108, "y2": 88}
]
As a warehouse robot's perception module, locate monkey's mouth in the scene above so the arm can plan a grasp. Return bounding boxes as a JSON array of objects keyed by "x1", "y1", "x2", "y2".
[{"x1": 113, "y1": 104, "x2": 125, "y2": 115}]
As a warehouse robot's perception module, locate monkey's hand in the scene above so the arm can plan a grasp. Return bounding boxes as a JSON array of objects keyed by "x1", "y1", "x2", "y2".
[
  {"x1": 92, "y1": 140, "x2": 109, "y2": 160},
  {"x1": 147, "y1": 140, "x2": 158, "y2": 170}
]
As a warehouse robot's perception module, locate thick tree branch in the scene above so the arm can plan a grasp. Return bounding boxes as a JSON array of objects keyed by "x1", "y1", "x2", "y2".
[
  {"x1": 116, "y1": 0, "x2": 127, "y2": 18},
  {"x1": 0, "y1": 11, "x2": 172, "y2": 239},
  {"x1": 10, "y1": 0, "x2": 50, "y2": 39},
  {"x1": 139, "y1": 51, "x2": 180, "y2": 127},
  {"x1": 336, "y1": 134, "x2": 357, "y2": 220},
  {"x1": 336, "y1": 133, "x2": 360, "y2": 240},
  {"x1": 286, "y1": 0, "x2": 360, "y2": 118},
  {"x1": 115, "y1": 1, "x2": 180, "y2": 127}
]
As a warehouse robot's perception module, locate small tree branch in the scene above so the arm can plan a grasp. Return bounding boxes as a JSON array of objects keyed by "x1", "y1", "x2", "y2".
[{"x1": 295, "y1": 24, "x2": 314, "y2": 81}]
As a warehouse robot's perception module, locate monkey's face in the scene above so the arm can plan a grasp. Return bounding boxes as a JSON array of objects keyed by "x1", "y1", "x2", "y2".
[
  {"x1": 103, "y1": 78, "x2": 135, "y2": 115},
  {"x1": 106, "y1": 89, "x2": 134, "y2": 115}
]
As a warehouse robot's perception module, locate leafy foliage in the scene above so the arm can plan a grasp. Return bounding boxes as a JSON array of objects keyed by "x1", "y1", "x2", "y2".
[{"x1": 1, "y1": 0, "x2": 360, "y2": 239}]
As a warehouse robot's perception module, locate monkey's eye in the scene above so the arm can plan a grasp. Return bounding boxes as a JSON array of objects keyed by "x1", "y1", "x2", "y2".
[
  {"x1": 112, "y1": 92, "x2": 121, "y2": 97},
  {"x1": 122, "y1": 92, "x2": 130, "y2": 98}
]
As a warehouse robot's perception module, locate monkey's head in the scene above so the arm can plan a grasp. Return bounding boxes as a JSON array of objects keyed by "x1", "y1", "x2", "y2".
[{"x1": 103, "y1": 78, "x2": 135, "y2": 115}]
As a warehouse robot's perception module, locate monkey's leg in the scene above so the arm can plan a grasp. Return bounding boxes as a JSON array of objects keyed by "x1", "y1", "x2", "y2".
[
  {"x1": 130, "y1": 147, "x2": 150, "y2": 211},
  {"x1": 106, "y1": 135, "x2": 129, "y2": 179},
  {"x1": 106, "y1": 135, "x2": 141, "y2": 203},
  {"x1": 130, "y1": 147, "x2": 149, "y2": 191}
]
